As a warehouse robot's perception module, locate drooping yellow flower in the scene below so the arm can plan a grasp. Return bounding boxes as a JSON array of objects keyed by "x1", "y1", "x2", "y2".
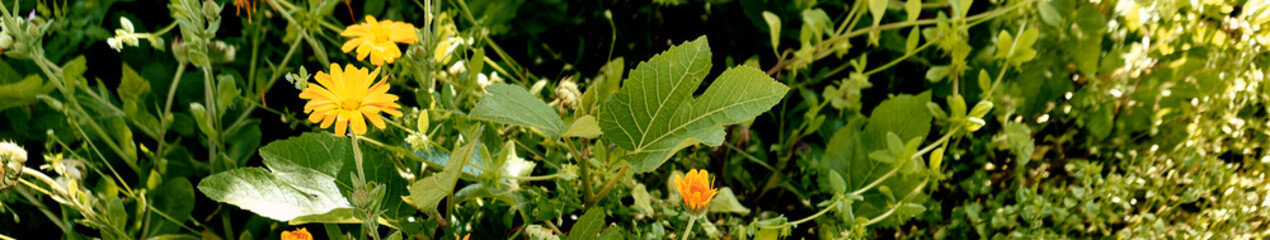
[
  {"x1": 299, "y1": 63, "x2": 403, "y2": 137},
  {"x1": 281, "y1": 227, "x2": 313, "y2": 240},
  {"x1": 341, "y1": 15, "x2": 418, "y2": 66},
  {"x1": 674, "y1": 169, "x2": 719, "y2": 213}
]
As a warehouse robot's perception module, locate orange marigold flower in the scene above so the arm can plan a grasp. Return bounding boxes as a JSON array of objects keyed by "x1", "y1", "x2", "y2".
[
  {"x1": 340, "y1": 15, "x2": 418, "y2": 66},
  {"x1": 299, "y1": 63, "x2": 403, "y2": 137},
  {"x1": 281, "y1": 227, "x2": 313, "y2": 240},
  {"x1": 457, "y1": 233, "x2": 470, "y2": 240},
  {"x1": 674, "y1": 169, "x2": 719, "y2": 213}
]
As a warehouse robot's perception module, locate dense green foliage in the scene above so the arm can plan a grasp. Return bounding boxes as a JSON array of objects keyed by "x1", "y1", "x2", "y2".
[{"x1": 1, "y1": 0, "x2": 1269, "y2": 239}]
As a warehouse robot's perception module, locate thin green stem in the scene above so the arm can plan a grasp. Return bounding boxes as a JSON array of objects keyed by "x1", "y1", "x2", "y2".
[
  {"x1": 850, "y1": 129, "x2": 956, "y2": 197},
  {"x1": 225, "y1": 34, "x2": 303, "y2": 134},
  {"x1": 156, "y1": 63, "x2": 188, "y2": 161},
  {"x1": 788, "y1": 203, "x2": 834, "y2": 226},
  {"x1": 591, "y1": 165, "x2": 630, "y2": 204},
  {"x1": 983, "y1": 61, "x2": 1011, "y2": 98},
  {"x1": 862, "y1": 38, "x2": 938, "y2": 76},
  {"x1": 352, "y1": 133, "x2": 367, "y2": 185},
  {"x1": 563, "y1": 139, "x2": 596, "y2": 206},
  {"x1": 862, "y1": 178, "x2": 930, "y2": 227},
  {"x1": 504, "y1": 174, "x2": 561, "y2": 181},
  {"x1": 69, "y1": 118, "x2": 136, "y2": 196},
  {"x1": 722, "y1": 141, "x2": 776, "y2": 171},
  {"x1": 152, "y1": 22, "x2": 180, "y2": 36},
  {"x1": 202, "y1": 67, "x2": 219, "y2": 169},
  {"x1": 14, "y1": 186, "x2": 71, "y2": 234},
  {"x1": 681, "y1": 215, "x2": 700, "y2": 240}
]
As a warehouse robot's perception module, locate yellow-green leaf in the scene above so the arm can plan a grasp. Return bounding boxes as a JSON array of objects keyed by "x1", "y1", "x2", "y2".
[{"x1": 598, "y1": 36, "x2": 789, "y2": 173}]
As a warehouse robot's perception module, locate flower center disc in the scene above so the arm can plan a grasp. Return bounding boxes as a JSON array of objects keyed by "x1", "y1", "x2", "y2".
[{"x1": 341, "y1": 99, "x2": 362, "y2": 111}]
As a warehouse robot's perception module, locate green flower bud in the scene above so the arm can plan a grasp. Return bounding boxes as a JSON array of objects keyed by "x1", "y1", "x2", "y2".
[
  {"x1": 202, "y1": 0, "x2": 221, "y2": 21},
  {"x1": 0, "y1": 32, "x2": 12, "y2": 50}
]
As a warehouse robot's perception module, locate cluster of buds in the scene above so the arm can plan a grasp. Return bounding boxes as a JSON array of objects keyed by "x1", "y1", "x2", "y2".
[
  {"x1": 0, "y1": 140, "x2": 26, "y2": 190},
  {"x1": 0, "y1": 10, "x2": 53, "y2": 59},
  {"x1": 106, "y1": 17, "x2": 142, "y2": 51}
]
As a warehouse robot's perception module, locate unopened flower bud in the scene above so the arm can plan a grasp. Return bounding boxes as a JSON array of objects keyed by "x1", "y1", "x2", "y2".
[
  {"x1": 203, "y1": 0, "x2": 222, "y2": 20},
  {"x1": 351, "y1": 187, "x2": 372, "y2": 208},
  {"x1": 0, "y1": 32, "x2": 12, "y2": 50},
  {"x1": 120, "y1": 17, "x2": 135, "y2": 33},
  {"x1": 0, "y1": 140, "x2": 28, "y2": 190}
]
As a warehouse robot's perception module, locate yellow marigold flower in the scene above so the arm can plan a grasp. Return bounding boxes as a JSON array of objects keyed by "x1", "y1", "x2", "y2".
[
  {"x1": 281, "y1": 227, "x2": 312, "y2": 240},
  {"x1": 674, "y1": 169, "x2": 719, "y2": 213},
  {"x1": 299, "y1": 63, "x2": 403, "y2": 137},
  {"x1": 340, "y1": 15, "x2": 418, "y2": 66}
]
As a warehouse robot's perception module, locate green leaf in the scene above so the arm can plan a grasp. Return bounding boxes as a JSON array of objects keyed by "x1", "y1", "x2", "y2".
[
  {"x1": 926, "y1": 102, "x2": 947, "y2": 120},
  {"x1": 598, "y1": 36, "x2": 789, "y2": 173},
  {"x1": 1011, "y1": 28, "x2": 1040, "y2": 65},
  {"x1": 948, "y1": 95, "x2": 967, "y2": 119},
  {"x1": 1037, "y1": 0, "x2": 1063, "y2": 26},
  {"x1": 567, "y1": 208, "x2": 605, "y2": 240},
  {"x1": 869, "y1": 0, "x2": 888, "y2": 26},
  {"x1": 289, "y1": 208, "x2": 358, "y2": 225},
  {"x1": 148, "y1": 178, "x2": 195, "y2": 235},
  {"x1": 994, "y1": 30, "x2": 1015, "y2": 60},
  {"x1": 564, "y1": 115, "x2": 603, "y2": 139},
  {"x1": 708, "y1": 187, "x2": 752, "y2": 215},
  {"x1": 408, "y1": 137, "x2": 479, "y2": 212},
  {"x1": 0, "y1": 75, "x2": 56, "y2": 111},
  {"x1": 762, "y1": 11, "x2": 781, "y2": 52},
  {"x1": 631, "y1": 184, "x2": 655, "y2": 214},
  {"x1": 977, "y1": 69, "x2": 992, "y2": 91},
  {"x1": 1086, "y1": 106, "x2": 1113, "y2": 140},
  {"x1": 599, "y1": 225, "x2": 626, "y2": 240},
  {"x1": 820, "y1": 92, "x2": 932, "y2": 225},
  {"x1": 929, "y1": 147, "x2": 944, "y2": 170},
  {"x1": 925, "y1": 65, "x2": 950, "y2": 82},
  {"x1": 898, "y1": 203, "x2": 927, "y2": 215},
  {"x1": 828, "y1": 170, "x2": 847, "y2": 193},
  {"x1": 801, "y1": 9, "x2": 832, "y2": 40},
  {"x1": 61, "y1": 56, "x2": 87, "y2": 86},
  {"x1": 471, "y1": 83, "x2": 567, "y2": 138},
  {"x1": 1002, "y1": 122, "x2": 1035, "y2": 167},
  {"x1": 120, "y1": 64, "x2": 151, "y2": 103},
  {"x1": 868, "y1": 150, "x2": 896, "y2": 164},
  {"x1": 906, "y1": 27, "x2": 921, "y2": 54},
  {"x1": 199, "y1": 133, "x2": 415, "y2": 220},
  {"x1": 905, "y1": 0, "x2": 922, "y2": 23},
  {"x1": 197, "y1": 167, "x2": 351, "y2": 221},
  {"x1": 217, "y1": 75, "x2": 237, "y2": 114},
  {"x1": 583, "y1": 58, "x2": 625, "y2": 115},
  {"x1": 969, "y1": 101, "x2": 994, "y2": 118}
]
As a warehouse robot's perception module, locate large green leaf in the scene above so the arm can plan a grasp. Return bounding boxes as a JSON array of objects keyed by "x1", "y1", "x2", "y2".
[
  {"x1": 0, "y1": 75, "x2": 56, "y2": 111},
  {"x1": 567, "y1": 208, "x2": 605, "y2": 240},
  {"x1": 820, "y1": 91, "x2": 932, "y2": 227},
  {"x1": 198, "y1": 133, "x2": 415, "y2": 221},
  {"x1": 598, "y1": 36, "x2": 789, "y2": 173},
  {"x1": 258, "y1": 133, "x2": 415, "y2": 218},
  {"x1": 407, "y1": 137, "x2": 478, "y2": 212},
  {"x1": 470, "y1": 83, "x2": 567, "y2": 138},
  {"x1": 197, "y1": 167, "x2": 350, "y2": 221}
]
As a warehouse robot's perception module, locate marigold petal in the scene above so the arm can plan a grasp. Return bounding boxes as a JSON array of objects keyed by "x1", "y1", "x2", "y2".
[
  {"x1": 362, "y1": 108, "x2": 387, "y2": 129},
  {"x1": 341, "y1": 38, "x2": 364, "y2": 53},
  {"x1": 308, "y1": 109, "x2": 327, "y2": 123},
  {"x1": 320, "y1": 111, "x2": 338, "y2": 128},
  {"x1": 350, "y1": 112, "x2": 368, "y2": 135},
  {"x1": 356, "y1": 43, "x2": 373, "y2": 61},
  {"x1": 334, "y1": 116, "x2": 348, "y2": 136}
]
